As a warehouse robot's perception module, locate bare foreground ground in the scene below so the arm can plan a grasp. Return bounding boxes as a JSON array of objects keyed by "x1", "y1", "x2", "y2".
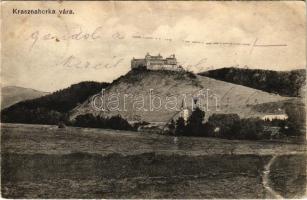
[{"x1": 1, "y1": 123, "x2": 306, "y2": 198}]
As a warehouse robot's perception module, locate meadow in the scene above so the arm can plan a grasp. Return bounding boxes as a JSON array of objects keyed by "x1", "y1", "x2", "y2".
[{"x1": 1, "y1": 123, "x2": 306, "y2": 198}]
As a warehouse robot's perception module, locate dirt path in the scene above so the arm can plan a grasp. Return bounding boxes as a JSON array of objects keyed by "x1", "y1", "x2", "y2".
[{"x1": 262, "y1": 155, "x2": 284, "y2": 199}]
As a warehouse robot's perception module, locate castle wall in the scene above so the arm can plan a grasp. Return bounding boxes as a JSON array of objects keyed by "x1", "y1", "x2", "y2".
[
  {"x1": 147, "y1": 64, "x2": 180, "y2": 71},
  {"x1": 131, "y1": 59, "x2": 146, "y2": 69}
]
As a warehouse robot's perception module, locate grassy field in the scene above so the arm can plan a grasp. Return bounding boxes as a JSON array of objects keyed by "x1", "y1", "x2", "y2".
[{"x1": 1, "y1": 123, "x2": 306, "y2": 198}]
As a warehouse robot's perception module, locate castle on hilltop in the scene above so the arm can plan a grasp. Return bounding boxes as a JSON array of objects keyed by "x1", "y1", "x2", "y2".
[{"x1": 131, "y1": 53, "x2": 183, "y2": 71}]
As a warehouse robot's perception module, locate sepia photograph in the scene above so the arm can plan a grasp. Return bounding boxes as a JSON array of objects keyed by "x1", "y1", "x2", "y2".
[{"x1": 1, "y1": 1, "x2": 306, "y2": 198}]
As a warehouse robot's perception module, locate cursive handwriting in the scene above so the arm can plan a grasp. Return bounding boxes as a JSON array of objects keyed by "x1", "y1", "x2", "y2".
[
  {"x1": 57, "y1": 55, "x2": 124, "y2": 70},
  {"x1": 29, "y1": 26, "x2": 103, "y2": 50},
  {"x1": 132, "y1": 34, "x2": 287, "y2": 50},
  {"x1": 28, "y1": 26, "x2": 288, "y2": 53}
]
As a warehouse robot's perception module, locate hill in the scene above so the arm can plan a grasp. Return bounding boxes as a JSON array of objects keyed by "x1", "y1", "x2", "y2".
[
  {"x1": 1, "y1": 82, "x2": 109, "y2": 124},
  {"x1": 70, "y1": 69, "x2": 295, "y2": 124},
  {"x1": 1, "y1": 86, "x2": 49, "y2": 109},
  {"x1": 198, "y1": 68, "x2": 306, "y2": 97},
  {"x1": 2, "y1": 69, "x2": 302, "y2": 126}
]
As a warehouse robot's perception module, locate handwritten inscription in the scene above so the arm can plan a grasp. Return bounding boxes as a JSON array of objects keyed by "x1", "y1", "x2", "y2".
[
  {"x1": 132, "y1": 34, "x2": 287, "y2": 49},
  {"x1": 28, "y1": 26, "x2": 288, "y2": 51},
  {"x1": 57, "y1": 55, "x2": 124, "y2": 70},
  {"x1": 29, "y1": 26, "x2": 103, "y2": 50},
  {"x1": 26, "y1": 26, "x2": 288, "y2": 71}
]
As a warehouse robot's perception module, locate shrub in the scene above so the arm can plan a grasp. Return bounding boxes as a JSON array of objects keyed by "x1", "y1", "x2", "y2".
[
  {"x1": 1, "y1": 107, "x2": 63, "y2": 125},
  {"x1": 205, "y1": 114, "x2": 266, "y2": 140},
  {"x1": 132, "y1": 121, "x2": 150, "y2": 131},
  {"x1": 165, "y1": 119, "x2": 176, "y2": 135},
  {"x1": 237, "y1": 118, "x2": 265, "y2": 140},
  {"x1": 108, "y1": 115, "x2": 133, "y2": 130},
  {"x1": 206, "y1": 114, "x2": 240, "y2": 139},
  {"x1": 73, "y1": 114, "x2": 133, "y2": 131}
]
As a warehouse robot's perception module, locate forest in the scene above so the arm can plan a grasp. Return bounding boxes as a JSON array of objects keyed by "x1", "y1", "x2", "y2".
[{"x1": 199, "y1": 68, "x2": 306, "y2": 97}]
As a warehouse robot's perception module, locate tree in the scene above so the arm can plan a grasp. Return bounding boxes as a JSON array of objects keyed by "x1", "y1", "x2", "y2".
[
  {"x1": 238, "y1": 118, "x2": 264, "y2": 140},
  {"x1": 199, "y1": 67, "x2": 306, "y2": 97},
  {"x1": 108, "y1": 115, "x2": 133, "y2": 130},
  {"x1": 167, "y1": 119, "x2": 176, "y2": 135},
  {"x1": 283, "y1": 103, "x2": 306, "y2": 137},
  {"x1": 186, "y1": 107, "x2": 205, "y2": 136},
  {"x1": 206, "y1": 114, "x2": 240, "y2": 139},
  {"x1": 175, "y1": 117, "x2": 186, "y2": 136}
]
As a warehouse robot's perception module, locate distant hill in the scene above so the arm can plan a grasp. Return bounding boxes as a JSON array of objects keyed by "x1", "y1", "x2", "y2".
[
  {"x1": 198, "y1": 68, "x2": 306, "y2": 97},
  {"x1": 1, "y1": 86, "x2": 49, "y2": 109},
  {"x1": 1, "y1": 82, "x2": 109, "y2": 124},
  {"x1": 70, "y1": 69, "x2": 294, "y2": 123}
]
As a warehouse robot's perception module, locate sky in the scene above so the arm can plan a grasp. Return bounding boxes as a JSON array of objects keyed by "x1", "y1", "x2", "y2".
[{"x1": 1, "y1": 1, "x2": 306, "y2": 92}]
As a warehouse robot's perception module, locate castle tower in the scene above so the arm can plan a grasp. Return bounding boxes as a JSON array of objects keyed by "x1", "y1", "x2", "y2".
[
  {"x1": 182, "y1": 108, "x2": 189, "y2": 122},
  {"x1": 180, "y1": 100, "x2": 189, "y2": 123}
]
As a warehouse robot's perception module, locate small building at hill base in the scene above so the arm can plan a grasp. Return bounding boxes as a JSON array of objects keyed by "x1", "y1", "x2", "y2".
[{"x1": 261, "y1": 114, "x2": 288, "y2": 121}]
